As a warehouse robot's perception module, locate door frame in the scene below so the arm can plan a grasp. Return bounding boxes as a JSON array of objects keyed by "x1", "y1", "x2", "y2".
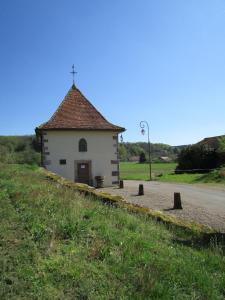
[{"x1": 74, "y1": 160, "x2": 92, "y2": 185}]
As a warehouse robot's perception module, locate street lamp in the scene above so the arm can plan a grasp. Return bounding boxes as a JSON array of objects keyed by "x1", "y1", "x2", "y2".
[
  {"x1": 120, "y1": 134, "x2": 123, "y2": 143},
  {"x1": 140, "y1": 121, "x2": 152, "y2": 181}
]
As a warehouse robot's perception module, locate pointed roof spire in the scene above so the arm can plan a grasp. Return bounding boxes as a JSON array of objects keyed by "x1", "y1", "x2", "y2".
[{"x1": 38, "y1": 85, "x2": 125, "y2": 132}]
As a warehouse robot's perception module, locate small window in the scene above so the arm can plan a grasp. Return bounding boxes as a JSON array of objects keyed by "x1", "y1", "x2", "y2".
[
  {"x1": 59, "y1": 159, "x2": 66, "y2": 165},
  {"x1": 79, "y1": 138, "x2": 87, "y2": 152}
]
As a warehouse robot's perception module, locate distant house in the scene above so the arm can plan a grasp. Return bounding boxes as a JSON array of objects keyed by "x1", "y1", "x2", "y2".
[
  {"x1": 129, "y1": 156, "x2": 139, "y2": 162},
  {"x1": 158, "y1": 156, "x2": 172, "y2": 163},
  {"x1": 36, "y1": 84, "x2": 125, "y2": 187}
]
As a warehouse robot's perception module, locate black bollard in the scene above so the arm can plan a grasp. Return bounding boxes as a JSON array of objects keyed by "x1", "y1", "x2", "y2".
[
  {"x1": 119, "y1": 180, "x2": 124, "y2": 189},
  {"x1": 138, "y1": 184, "x2": 144, "y2": 196},
  {"x1": 173, "y1": 192, "x2": 182, "y2": 209}
]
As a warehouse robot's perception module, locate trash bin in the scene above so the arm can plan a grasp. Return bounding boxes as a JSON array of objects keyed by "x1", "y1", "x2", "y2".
[{"x1": 95, "y1": 176, "x2": 104, "y2": 188}]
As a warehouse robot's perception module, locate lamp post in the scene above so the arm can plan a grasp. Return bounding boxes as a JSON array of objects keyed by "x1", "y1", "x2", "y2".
[
  {"x1": 120, "y1": 134, "x2": 123, "y2": 143},
  {"x1": 140, "y1": 121, "x2": 152, "y2": 181}
]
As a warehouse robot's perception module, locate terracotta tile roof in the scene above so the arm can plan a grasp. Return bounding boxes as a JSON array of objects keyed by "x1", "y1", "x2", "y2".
[{"x1": 38, "y1": 84, "x2": 125, "y2": 132}]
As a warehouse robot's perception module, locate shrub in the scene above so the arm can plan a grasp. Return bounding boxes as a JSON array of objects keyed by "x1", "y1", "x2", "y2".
[
  {"x1": 15, "y1": 142, "x2": 26, "y2": 152},
  {"x1": 0, "y1": 136, "x2": 41, "y2": 165},
  {"x1": 14, "y1": 150, "x2": 41, "y2": 165},
  {"x1": 139, "y1": 152, "x2": 146, "y2": 163},
  {"x1": 176, "y1": 145, "x2": 223, "y2": 172}
]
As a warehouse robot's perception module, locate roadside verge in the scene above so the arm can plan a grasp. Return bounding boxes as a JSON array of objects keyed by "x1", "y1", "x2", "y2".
[{"x1": 44, "y1": 169, "x2": 215, "y2": 234}]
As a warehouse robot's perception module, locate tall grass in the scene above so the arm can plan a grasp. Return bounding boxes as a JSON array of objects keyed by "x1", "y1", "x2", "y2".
[{"x1": 0, "y1": 164, "x2": 224, "y2": 299}]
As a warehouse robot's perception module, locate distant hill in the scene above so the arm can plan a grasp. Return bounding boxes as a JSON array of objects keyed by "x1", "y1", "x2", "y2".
[
  {"x1": 119, "y1": 135, "x2": 225, "y2": 162},
  {"x1": 119, "y1": 142, "x2": 187, "y2": 162}
]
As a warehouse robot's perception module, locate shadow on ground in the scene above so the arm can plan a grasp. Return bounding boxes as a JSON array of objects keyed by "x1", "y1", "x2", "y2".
[
  {"x1": 163, "y1": 207, "x2": 183, "y2": 211},
  {"x1": 173, "y1": 232, "x2": 225, "y2": 254}
]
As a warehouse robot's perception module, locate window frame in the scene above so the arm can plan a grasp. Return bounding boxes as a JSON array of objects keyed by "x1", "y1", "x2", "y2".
[{"x1": 79, "y1": 138, "x2": 87, "y2": 152}]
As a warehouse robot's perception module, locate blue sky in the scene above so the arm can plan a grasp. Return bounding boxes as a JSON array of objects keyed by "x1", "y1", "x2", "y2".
[{"x1": 0, "y1": 0, "x2": 225, "y2": 145}]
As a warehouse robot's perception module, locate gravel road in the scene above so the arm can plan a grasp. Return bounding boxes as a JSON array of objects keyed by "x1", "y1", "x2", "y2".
[{"x1": 99, "y1": 181, "x2": 225, "y2": 232}]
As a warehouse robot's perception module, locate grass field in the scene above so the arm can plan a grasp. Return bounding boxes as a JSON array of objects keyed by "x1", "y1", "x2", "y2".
[
  {"x1": 120, "y1": 162, "x2": 177, "y2": 180},
  {"x1": 120, "y1": 162, "x2": 225, "y2": 184},
  {"x1": 0, "y1": 163, "x2": 225, "y2": 299}
]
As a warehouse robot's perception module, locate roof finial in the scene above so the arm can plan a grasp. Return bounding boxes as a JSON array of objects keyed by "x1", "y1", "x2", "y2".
[{"x1": 70, "y1": 64, "x2": 77, "y2": 85}]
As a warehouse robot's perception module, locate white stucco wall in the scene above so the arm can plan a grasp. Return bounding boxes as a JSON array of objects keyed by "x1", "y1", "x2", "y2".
[{"x1": 42, "y1": 130, "x2": 119, "y2": 187}]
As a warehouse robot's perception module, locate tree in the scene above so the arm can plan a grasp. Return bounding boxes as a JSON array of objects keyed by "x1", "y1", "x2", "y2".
[
  {"x1": 139, "y1": 152, "x2": 146, "y2": 163},
  {"x1": 118, "y1": 144, "x2": 128, "y2": 161},
  {"x1": 31, "y1": 137, "x2": 42, "y2": 152},
  {"x1": 218, "y1": 136, "x2": 225, "y2": 153},
  {"x1": 15, "y1": 141, "x2": 26, "y2": 152},
  {"x1": 0, "y1": 145, "x2": 9, "y2": 163},
  {"x1": 176, "y1": 145, "x2": 221, "y2": 171}
]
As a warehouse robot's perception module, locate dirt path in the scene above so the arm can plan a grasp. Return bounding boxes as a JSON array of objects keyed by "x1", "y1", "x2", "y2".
[{"x1": 99, "y1": 181, "x2": 225, "y2": 232}]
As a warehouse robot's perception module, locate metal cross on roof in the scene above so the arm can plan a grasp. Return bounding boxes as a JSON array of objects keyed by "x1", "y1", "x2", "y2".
[{"x1": 70, "y1": 64, "x2": 77, "y2": 84}]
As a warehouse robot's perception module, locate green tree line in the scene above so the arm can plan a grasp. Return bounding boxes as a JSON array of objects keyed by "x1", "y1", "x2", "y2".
[
  {"x1": 0, "y1": 136, "x2": 41, "y2": 165},
  {"x1": 176, "y1": 136, "x2": 225, "y2": 172},
  {"x1": 118, "y1": 142, "x2": 183, "y2": 162}
]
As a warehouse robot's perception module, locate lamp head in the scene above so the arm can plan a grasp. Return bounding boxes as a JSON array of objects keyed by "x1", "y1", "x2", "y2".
[{"x1": 141, "y1": 128, "x2": 145, "y2": 135}]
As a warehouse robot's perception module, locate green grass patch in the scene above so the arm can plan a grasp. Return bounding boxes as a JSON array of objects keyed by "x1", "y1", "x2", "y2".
[
  {"x1": 120, "y1": 162, "x2": 177, "y2": 180},
  {"x1": 158, "y1": 173, "x2": 206, "y2": 183},
  {"x1": 0, "y1": 163, "x2": 225, "y2": 299},
  {"x1": 120, "y1": 162, "x2": 225, "y2": 185},
  {"x1": 158, "y1": 168, "x2": 225, "y2": 184}
]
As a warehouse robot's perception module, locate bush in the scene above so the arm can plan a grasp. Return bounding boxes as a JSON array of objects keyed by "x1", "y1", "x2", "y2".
[
  {"x1": 14, "y1": 150, "x2": 41, "y2": 165},
  {"x1": 15, "y1": 142, "x2": 26, "y2": 152},
  {"x1": 0, "y1": 136, "x2": 41, "y2": 165},
  {"x1": 176, "y1": 145, "x2": 224, "y2": 172},
  {"x1": 139, "y1": 152, "x2": 146, "y2": 163}
]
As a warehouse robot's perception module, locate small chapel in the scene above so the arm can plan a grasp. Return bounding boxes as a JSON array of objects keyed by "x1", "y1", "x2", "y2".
[{"x1": 36, "y1": 83, "x2": 125, "y2": 187}]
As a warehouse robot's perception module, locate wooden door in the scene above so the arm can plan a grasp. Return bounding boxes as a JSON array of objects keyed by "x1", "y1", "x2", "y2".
[{"x1": 77, "y1": 163, "x2": 89, "y2": 184}]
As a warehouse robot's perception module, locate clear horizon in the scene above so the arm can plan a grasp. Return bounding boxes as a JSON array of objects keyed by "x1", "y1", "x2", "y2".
[{"x1": 1, "y1": 0, "x2": 225, "y2": 145}]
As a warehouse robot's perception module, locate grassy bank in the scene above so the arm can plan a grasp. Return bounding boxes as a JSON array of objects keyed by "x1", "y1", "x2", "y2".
[
  {"x1": 0, "y1": 164, "x2": 224, "y2": 299},
  {"x1": 120, "y1": 162, "x2": 225, "y2": 184},
  {"x1": 158, "y1": 168, "x2": 225, "y2": 184}
]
